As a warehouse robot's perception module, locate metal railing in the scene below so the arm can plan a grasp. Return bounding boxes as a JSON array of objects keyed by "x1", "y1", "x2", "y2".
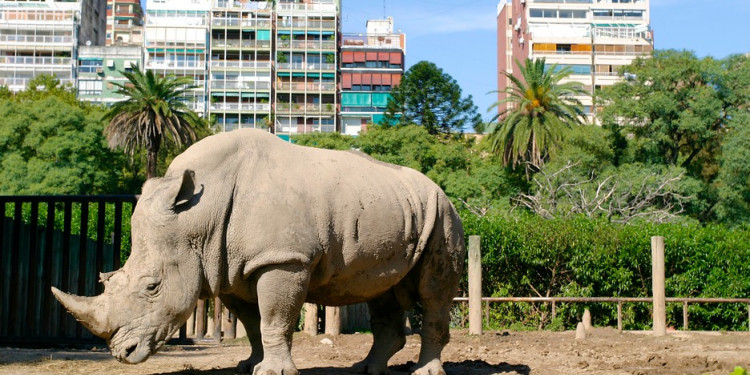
[
  {"x1": 0, "y1": 56, "x2": 71, "y2": 66},
  {"x1": 277, "y1": 20, "x2": 336, "y2": 29},
  {"x1": 277, "y1": 82, "x2": 336, "y2": 92},
  {"x1": 276, "y1": 40, "x2": 335, "y2": 50},
  {"x1": 210, "y1": 80, "x2": 271, "y2": 90},
  {"x1": 211, "y1": 18, "x2": 272, "y2": 28},
  {"x1": 210, "y1": 102, "x2": 271, "y2": 112},
  {"x1": 276, "y1": 62, "x2": 336, "y2": 71},
  {"x1": 211, "y1": 39, "x2": 272, "y2": 49},
  {"x1": 210, "y1": 60, "x2": 272, "y2": 69},
  {"x1": 276, "y1": 103, "x2": 336, "y2": 113},
  {"x1": 0, "y1": 34, "x2": 73, "y2": 44}
]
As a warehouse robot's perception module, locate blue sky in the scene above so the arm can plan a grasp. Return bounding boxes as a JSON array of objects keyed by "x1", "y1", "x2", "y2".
[{"x1": 342, "y1": 0, "x2": 750, "y2": 122}]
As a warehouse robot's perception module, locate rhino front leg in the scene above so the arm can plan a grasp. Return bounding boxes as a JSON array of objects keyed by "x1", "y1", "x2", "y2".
[
  {"x1": 220, "y1": 295, "x2": 263, "y2": 373},
  {"x1": 253, "y1": 263, "x2": 308, "y2": 375}
]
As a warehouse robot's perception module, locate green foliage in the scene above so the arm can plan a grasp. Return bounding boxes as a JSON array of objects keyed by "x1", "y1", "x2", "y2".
[
  {"x1": 599, "y1": 51, "x2": 750, "y2": 222},
  {"x1": 0, "y1": 93, "x2": 135, "y2": 195},
  {"x1": 487, "y1": 58, "x2": 587, "y2": 170},
  {"x1": 730, "y1": 367, "x2": 748, "y2": 375},
  {"x1": 104, "y1": 66, "x2": 210, "y2": 179},
  {"x1": 461, "y1": 213, "x2": 750, "y2": 331},
  {"x1": 383, "y1": 61, "x2": 483, "y2": 134},
  {"x1": 291, "y1": 132, "x2": 355, "y2": 150}
]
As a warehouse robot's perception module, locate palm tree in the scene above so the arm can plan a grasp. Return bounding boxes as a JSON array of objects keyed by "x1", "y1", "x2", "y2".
[
  {"x1": 104, "y1": 66, "x2": 204, "y2": 179},
  {"x1": 488, "y1": 58, "x2": 587, "y2": 171}
]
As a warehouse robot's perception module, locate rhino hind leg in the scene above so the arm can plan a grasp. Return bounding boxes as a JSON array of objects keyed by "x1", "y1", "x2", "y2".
[
  {"x1": 412, "y1": 224, "x2": 463, "y2": 375},
  {"x1": 353, "y1": 289, "x2": 407, "y2": 375},
  {"x1": 220, "y1": 295, "x2": 263, "y2": 373},
  {"x1": 252, "y1": 263, "x2": 309, "y2": 375}
]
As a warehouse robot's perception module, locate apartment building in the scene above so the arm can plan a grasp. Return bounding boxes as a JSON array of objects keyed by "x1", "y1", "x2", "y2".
[
  {"x1": 0, "y1": 0, "x2": 106, "y2": 92},
  {"x1": 340, "y1": 17, "x2": 405, "y2": 136},
  {"x1": 143, "y1": 0, "x2": 211, "y2": 115},
  {"x1": 209, "y1": 0, "x2": 273, "y2": 132},
  {"x1": 77, "y1": 45, "x2": 142, "y2": 105},
  {"x1": 497, "y1": 0, "x2": 653, "y2": 120},
  {"x1": 273, "y1": 0, "x2": 340, "y2": 140},
  {"x1": 106, "y1": 0, "x2": 144, "y2": 46}
]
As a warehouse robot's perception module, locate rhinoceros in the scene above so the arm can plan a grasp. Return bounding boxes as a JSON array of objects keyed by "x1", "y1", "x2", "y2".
[{"x1": 52, "y1": 128, "x2": 465, "y2": 375}]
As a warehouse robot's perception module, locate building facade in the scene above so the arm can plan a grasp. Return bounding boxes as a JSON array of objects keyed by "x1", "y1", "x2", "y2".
[
  {"x1": 273, "y1": 0, "x2": 340, "y2": 139},
  {"x1": 0, "y1": 0, "x2": 106, "y2": 92},
  {"x1": 77, "y1": 45, "x2": 143, "y2": 105},
  {"x1": 143, "y1": 0, "x2": 211, "y2": 115},
  {"x1": 106, "y1": 0, "x2": 144, "y2": 46},
  {"x1": 340, "y1": 17, "x2": 405, "y2": 136},
  {"x1": 209, "y1": 0, "x2": 273, "y2": 132},
  {"x1": 497, "y1": 0, "x2": 653, "y2": 120}
]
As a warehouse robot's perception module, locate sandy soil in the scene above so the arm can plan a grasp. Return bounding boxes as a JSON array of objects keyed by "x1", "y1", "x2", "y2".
[{"x1": 1, "y1": 328, "x2": 749, "y2": 375}]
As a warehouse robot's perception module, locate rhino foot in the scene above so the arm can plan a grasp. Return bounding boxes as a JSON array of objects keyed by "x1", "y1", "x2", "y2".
[
  {"x1": 237, "y1": 354, "x2": 262, "y2": 374},
  {"x1": 353, "y1": 359, "x2": 390, "y2": 375},
  {"x1": 410, "y1": 359, "x2": 446, "y2": 375},
  {"x1": 252, "y1": 359, "x2": 299, "y2": 375}
]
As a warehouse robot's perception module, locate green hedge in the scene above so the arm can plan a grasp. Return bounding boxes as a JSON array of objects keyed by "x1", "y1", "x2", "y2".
[{"x1": 461, "y1": 213, "x2": 750, "y2": 331}]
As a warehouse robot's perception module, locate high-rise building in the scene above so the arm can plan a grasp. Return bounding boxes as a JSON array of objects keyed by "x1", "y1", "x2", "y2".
[
  {"x1": 0, "y1": 0, "x2": 106, "y2": 92},
  {"x1": 273, "y1": 0, "x2": 340, "y2": 139},
  {"x1": 497, "y1": 0, "x2": 653, "y2": 120},
  {"x1": 106, "y1": 0, "x2": 144, "y2": 46},
  {"x1": 209, "y1": 0, "x2": 273, "y2": 132},
  {"x1": 143, "y1": 0, "x2": 210, "y2": 115},
  {"x1": 340, "y1": 17, "x2": 405, "y2": 136}
]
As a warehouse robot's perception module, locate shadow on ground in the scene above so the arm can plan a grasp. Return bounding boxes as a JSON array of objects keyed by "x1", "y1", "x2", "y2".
[{"x1": 152, "y1": 360, "x2": 531, "y2": 375}]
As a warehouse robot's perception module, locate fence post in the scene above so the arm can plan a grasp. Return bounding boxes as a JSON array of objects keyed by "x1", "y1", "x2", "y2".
[
  {"x1": 195, "y1": 299, "x2": 206, "y2": 339},
  {"x1": 325, "y1": 306, "x2": 341, "y2": 336},
  {"x1": 652, "y1": 236, "x2": 666, "y2": 336},
  {"x1": 468, "y1": 235, "x2": 482, "y2": 335},
  {"x1": 683, "y1": 301, "x2": 688, "y2": 331},
  {"x1": 617, "y1": 301, "x2": 623, "y2": 332},
  {"x1": 213, "y1": 297, "x2": 223, "y2": 343},
  {"x1": 304, "y1": 303, "x2": 318, "y2": 336}
]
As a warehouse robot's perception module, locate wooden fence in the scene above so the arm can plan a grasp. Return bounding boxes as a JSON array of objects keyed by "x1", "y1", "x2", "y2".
[{"x1": 0, "y1": 195, "x2": 136, "y2": 346}]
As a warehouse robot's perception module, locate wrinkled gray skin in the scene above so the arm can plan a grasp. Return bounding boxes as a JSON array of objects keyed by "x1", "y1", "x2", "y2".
[{"x1": 52, "y1": 129, "x2": 465, "y2": 375}]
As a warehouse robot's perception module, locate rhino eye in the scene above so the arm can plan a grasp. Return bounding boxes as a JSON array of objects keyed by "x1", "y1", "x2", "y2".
[{"x1": 146, "y1": 282, "x2": 160, "y2": 293}]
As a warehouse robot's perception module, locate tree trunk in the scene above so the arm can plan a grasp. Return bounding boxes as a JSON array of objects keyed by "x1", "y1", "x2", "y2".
[{"x1": 146, "y1": 149, "x2": 158, "y2": 180}]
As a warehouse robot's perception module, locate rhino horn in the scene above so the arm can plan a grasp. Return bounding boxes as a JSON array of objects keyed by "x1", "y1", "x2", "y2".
[{"x1": 51, "y1": 287, "x2": 112, "y2": 339}]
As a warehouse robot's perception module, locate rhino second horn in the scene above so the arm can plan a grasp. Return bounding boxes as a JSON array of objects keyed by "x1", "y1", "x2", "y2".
[{"x1": 51, "y1": 287, "x2": 112, "y2": 339}]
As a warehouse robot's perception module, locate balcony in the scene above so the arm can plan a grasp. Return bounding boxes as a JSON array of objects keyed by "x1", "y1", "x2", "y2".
[
  {"x1": 276, "y1": 0, "x2": 338, "y2": 15},
  {"x1": 211, "y1": 39, "x2": 272, "y2": 49},
  {"x1": 0, "y1": 56, "x2": 72, "y2": 67},
  {"x1": 277, "y1": 82, "x2": 335, "y2": 92},
  {"x1": 213, "y1": 0, "x2": 273, "y2": 11},
  {"x1": 145, "y1": 60, "x2": 206, "y2": 70},
  {"x1": 0, "y1": 34, "x2": 73, "y2": 47},
  {"x1": 277, "y1": 19, "x2": 336, "y2": 30},
  {"x1": 276, "y1": 103, "x2": 335, "y2": 114},
  {"x1": 211, "y1": 18, "x2": 272, "y2": 28},
  {"x1": 341, "y1": 34, "x2": 402, "y2": 50},
  {"x1": 276, "y1": 40, "x2": 335, "y2": 51},
  {"x1": 210, "y1": 80, "x2": 272, "y2": 90},
  {"x1": 210, "y1": 102, "x2": 271, "y2": 112},
  {"x1": 276, "y1": 62, "x2": 335, "y2": 71},
  {"x1": 210, "y1": 60, "x2": 272, "y2": 69}
]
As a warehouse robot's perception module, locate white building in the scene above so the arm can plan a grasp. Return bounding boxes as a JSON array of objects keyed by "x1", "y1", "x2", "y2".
[
  {"x1": 0, "y1": 0, "x2": 106, "y2": 91},
  {"x1": 497, "y1": 0, "x2": 653, "y2": 121}
]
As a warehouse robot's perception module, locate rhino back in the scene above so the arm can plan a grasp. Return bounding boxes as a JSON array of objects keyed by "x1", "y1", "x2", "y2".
[{"x1": 167, "y1": 129, "x2": 449, "y2": 305}]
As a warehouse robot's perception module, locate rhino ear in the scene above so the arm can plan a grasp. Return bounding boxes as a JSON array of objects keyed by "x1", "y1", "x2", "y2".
[{"x1": 169, "y1": 170, "x2": 200, "y2": 209}]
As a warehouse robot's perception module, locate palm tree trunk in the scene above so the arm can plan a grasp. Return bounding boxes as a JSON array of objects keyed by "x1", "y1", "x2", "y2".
[{"x1": 146, "y1": 150, "x2": 158, "y2": 180}]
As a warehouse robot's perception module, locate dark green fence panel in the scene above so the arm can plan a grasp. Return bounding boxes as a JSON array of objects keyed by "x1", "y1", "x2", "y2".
[{"x1": 0, "y1": 196, "x2": 137, "y2": 346}]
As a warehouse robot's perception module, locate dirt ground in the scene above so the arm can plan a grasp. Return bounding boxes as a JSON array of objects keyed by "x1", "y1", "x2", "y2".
[{"x1": 0, "y1": 328, "x2": 748, "y2": 375}]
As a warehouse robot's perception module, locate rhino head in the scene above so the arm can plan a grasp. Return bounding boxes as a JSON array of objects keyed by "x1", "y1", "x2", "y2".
[{"x1": 52, "y1": 170, "x2": 204, "y2": 364}]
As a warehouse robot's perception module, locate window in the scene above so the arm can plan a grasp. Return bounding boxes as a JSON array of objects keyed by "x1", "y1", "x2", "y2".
[
  {"x1": 558, "y1": 10, "x2": 586, "y2": 18},
  {"x1": 79, "y1": 59, "x2": 103, "y2": 73},
  {"x1": 78, "y1": 80, "x2": 102, "y2": 96}
]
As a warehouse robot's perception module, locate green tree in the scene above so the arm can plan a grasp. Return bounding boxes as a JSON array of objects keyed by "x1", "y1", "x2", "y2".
[
  {"x1": 383, "y1": 61, "x2": 482, "y2": 134},
  {"x1": 487, "y1": 58, "x2": 587, "y2": 171},
  {"x1": 291, "y1": 132, "x2": 355, "y2": 150},
  {"x1": 103, "y1": 66, "x2": 207, "y2": 179},
  {"x1": 599, "y1": 51, "x2": 750, "y2": 221},
  {"x1": 0, "y1": 95, "x2": 130, "y2": 195}
]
